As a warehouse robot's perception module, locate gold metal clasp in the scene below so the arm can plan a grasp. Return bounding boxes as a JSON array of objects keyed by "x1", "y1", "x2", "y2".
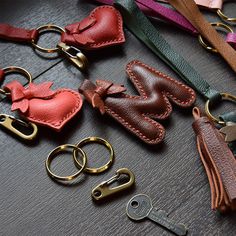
[
  {"x1": 91, "y1": 168, "x2": 135, "y2": 201},
  {"x1": 57, "y1": 42, "x2": 88, "y2": 70},
  {"x1": 0, "y1": 114, "x2": 38, "y2": 140}
]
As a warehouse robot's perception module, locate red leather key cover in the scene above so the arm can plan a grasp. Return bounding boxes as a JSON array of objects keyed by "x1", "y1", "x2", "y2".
[
  {"x1": 61, "y1": 6, "x2": 125, "y2": 49},
  {"x1": 4, "y1": 81, "x2": 83, "y2": 131}
]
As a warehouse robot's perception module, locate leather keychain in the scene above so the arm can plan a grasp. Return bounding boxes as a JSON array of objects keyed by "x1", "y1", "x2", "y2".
[
  {"x1": 0, "y1": 6, "x2": 125, "y2": 70},
  {"x1": 113, "y1": 0, "x2": 236, "y2": 125},
  {"x1": 79, "y1": 60, "x2": 196, "y2": 144},
  {"x1": 111, "y1": 0, "x2": 236, "y2": 154},
  {"x1": 192, "y1": 107, "x2": 236, "y2": 212},
  {"x1": 94, "y1": 0, "x2": 236, "y2": 51},
  {"x1": 0, "y1": 67, "x2": 83, "y2": 132},
  {"x1": 0, "y1": 67, "x2": 38, "y2": 140}
]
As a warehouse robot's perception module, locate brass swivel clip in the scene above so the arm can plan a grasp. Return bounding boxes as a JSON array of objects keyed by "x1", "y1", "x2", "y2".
[
  {"x1": 0, "y1": 114, "x2": 38, "y2": 140},
  {"x1": 57, "y1": 42, "x2": 88, "y2": 70},
  {"x1": 91, "y1": 168, "x2": 135, "y2": 201}
]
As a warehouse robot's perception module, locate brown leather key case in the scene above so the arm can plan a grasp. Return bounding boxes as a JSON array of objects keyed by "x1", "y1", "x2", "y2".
[{"x1": 79, "y1": 60, "x2": 196, "y2": 144}]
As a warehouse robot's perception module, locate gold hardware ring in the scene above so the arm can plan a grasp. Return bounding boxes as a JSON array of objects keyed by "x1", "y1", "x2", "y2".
[
  {"x1": 205, "y1": 93, "x2": 236, "y2": 125},
  {"x1": 45, "y1": 144, "x2": 87, "y2": 181},
  {"x1": 217, "y1": 4, "x2": 236, "y2": 23},
  {"x1": 73, "y1": 137, "x2": 115, "y2": 174},
  {"x1": 31, "y1": 24, "x2": 65, "y2": 53},
  {"x1": 0, "y1": 66, "x2": 32, "y2": 96},
  {"x1": 198, "y1": 22, "x2": 233, "y2": 53}
]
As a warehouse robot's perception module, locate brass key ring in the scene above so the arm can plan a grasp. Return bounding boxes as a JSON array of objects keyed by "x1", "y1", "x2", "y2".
[
  {"x1": 205, "y1": 93, "x2": 236, "y2": 125},
  {"x1": 198, "y1": 22, "x2": 233, "y2": 53},
  {"x1": 31, "y1": 24, "x2": 88, "y2": 70},
  {"x1": 73, "y1": 137, "x2": 115, "y2": 174},
  {"x1": 217, "y1": 9, "x2": 236, "y2": 23},
  {"x1": 45, "y1": 144, "x2": 87, "y2": 181},
  {"x1": 31, "y1": 24, "x2": 65, "y2": 53},
  {"x1": 0, "y1": 66, "x2": 32, "y2": 96}
]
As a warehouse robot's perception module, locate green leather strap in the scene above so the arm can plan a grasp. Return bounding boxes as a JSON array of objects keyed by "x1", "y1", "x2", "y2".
[
  {"x1": 220, "y1": 111, "x2": 236, "y2": 123},
  {"x1": 114, "y1": 0, "x2": 220, "y2": 102}
]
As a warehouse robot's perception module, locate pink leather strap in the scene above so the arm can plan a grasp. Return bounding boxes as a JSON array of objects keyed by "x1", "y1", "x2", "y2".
[
  {"x1": 226, "y1": 33, "x2": 236, "y2": 49},
  {"x1": 0, "y1": 24, "x2": 38, "y2": 43}
]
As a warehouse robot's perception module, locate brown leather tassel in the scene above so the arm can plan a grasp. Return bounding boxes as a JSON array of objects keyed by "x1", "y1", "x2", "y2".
[{"x1": 192, "y1": 107, "x2": 236, "y2": 212}]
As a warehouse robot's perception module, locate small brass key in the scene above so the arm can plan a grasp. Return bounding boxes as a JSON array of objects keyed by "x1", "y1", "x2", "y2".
[{"x1": 126, "y1": 194, "x2": 187, "y2": 236}]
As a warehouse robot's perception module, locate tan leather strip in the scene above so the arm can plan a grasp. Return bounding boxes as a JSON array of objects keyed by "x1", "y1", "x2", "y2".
[
  {"x1": 159, "y1": 0, "x2": 223, "y2": 10},
  {"x1": 168, "y1": 0, "x2": 236, "y2": 73}
]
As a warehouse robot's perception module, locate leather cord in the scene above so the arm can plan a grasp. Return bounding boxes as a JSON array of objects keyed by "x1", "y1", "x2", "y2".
[
  {"x1": 168, "y1": 0, "x2": 236, "y2": 73},
  {"x1": 114, "y1": 0, "x2": 220, "y2": 102}
]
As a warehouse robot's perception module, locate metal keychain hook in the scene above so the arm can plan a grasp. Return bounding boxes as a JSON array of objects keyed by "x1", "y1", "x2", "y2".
[
  {"x1": 0, "y1": 114, "x2": 38, "y2": 140},
  {"x1": 0, "y1": 67, "x2": 38, "y2": 140},
  {"x1": 31, "y1": 24, "x2": 88, "y2": 70},
  {"x1": 91, "y1": 168, "x2": 135, "y2": 201}
]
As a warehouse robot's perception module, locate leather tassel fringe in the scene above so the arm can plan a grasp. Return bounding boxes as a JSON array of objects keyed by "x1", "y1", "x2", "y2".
[{"x1": 192, "y1": 107, "x2": 236, "y2": 212}]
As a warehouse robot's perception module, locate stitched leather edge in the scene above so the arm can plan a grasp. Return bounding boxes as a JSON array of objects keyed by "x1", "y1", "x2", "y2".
[
  {"x1": 102, "y1": 60, "x2": 195, "y2": 144},
  {"x1": 20, "y1": 89, "x2": 83, "y2": 129},
  {"x1": 126, "y1": 60, "x2": 196, "y2": 108},
  {"x1": 105, "y1": 106, "x2": 165, "y2": 144},
  {"x1": 86, "y1": 6, "x2": 125, "y2": 47}
]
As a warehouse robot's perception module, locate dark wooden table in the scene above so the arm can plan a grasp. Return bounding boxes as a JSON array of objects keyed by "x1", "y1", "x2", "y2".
[{"x1": 1, "y1": 1, "x2": 236, "y2": 235}]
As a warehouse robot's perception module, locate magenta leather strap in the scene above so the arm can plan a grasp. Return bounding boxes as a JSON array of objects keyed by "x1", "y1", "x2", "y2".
[
  {"x1": 94, "y1": 0, "x2": 198, "y2": 35},
  {"x1": 226, "y1": 33, "x2": 236, "y2": 49}
]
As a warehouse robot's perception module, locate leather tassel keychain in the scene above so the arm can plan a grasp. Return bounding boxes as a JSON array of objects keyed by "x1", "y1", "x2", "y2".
[
  {"x1": 192, "y1": 107, "x2": 236, "y2": 212},
  {"x1": 0, "y1": 6, "x2": 125, "y2": 70},
  {"x1": 0, "y1": 66, "x2": 83, "y2": 135},
  {"x1": 79, "y1": 60, "x2": 196, "y2": 144}
]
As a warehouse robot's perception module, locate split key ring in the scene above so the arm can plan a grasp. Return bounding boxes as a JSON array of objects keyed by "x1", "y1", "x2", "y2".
[{"x1": 45, "y1": 137, "x2": 115, "y2": 182}]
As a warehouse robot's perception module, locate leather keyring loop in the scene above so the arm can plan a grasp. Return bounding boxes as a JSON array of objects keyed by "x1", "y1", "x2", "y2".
[
  {"x1": 45, "y1": 144, "x2": 87, "y2": 181},
  {"x1": 73, "y1": 137, "x2": 115, "y2": 174},
  {"x1": 0, "y1": 66, "x2": 32, "y2": 96},
  {"x1": 205, "y1": 93, "x2": 236, "y2": 125},
  {"x1": 31, "y1": 24, "x2": 65, "y2": 53},
  {"x1": 198, "y1": 22, "x2": 234, "y2": 53}
]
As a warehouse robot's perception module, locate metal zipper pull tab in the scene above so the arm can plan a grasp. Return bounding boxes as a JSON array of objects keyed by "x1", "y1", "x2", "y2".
[
  {"x1": 91, "y1": 168, "x2": 135, "y2": 201},
  {"x1": 57, "y1": 42, "x2": 88, "y2": 70},
  {"x1": 220, "y1": 121, "x2": 236, "y2": 142},
  {"x1": 0, "y1": 114, "x2": 38, "y2": 140}
]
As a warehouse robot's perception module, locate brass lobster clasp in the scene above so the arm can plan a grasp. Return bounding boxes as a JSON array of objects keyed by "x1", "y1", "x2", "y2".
[
  {"x1": 91, "y1": 168, "x2": 135, "y2": 201},
  {"x1": 0, "y1": 114, "x2": 38, "y2": 140}
]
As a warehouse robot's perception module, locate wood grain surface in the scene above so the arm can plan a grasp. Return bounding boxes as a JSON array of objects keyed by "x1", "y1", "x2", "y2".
[{"x1": 1, "y1": 0, "x2": 236, "y2": 235}]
